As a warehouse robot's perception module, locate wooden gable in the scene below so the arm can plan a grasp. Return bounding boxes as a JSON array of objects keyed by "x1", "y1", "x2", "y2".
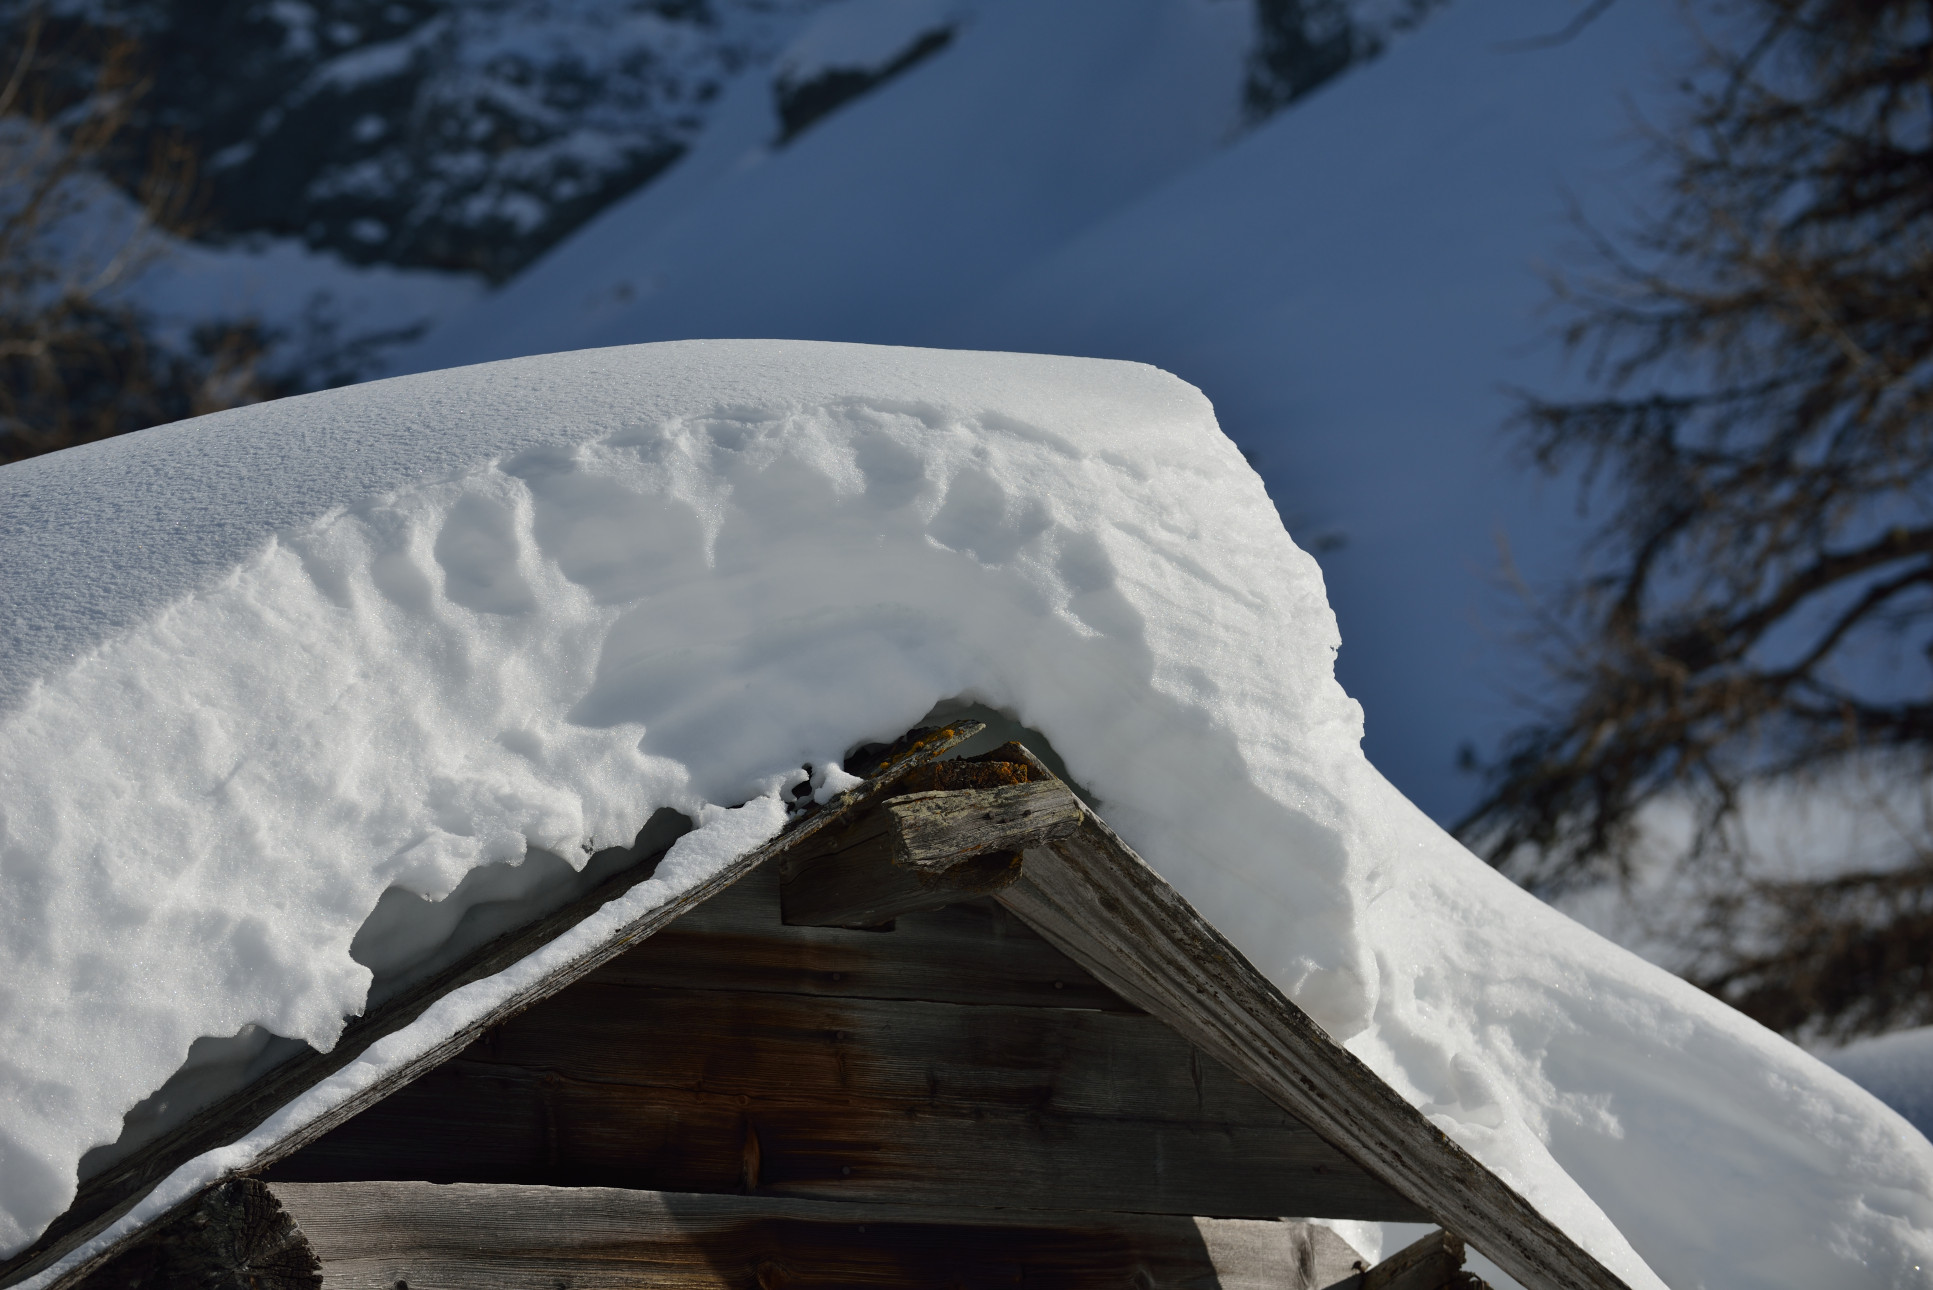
[
  {"x1": 13, "y1": 725, "x2": 1627, "y2": 1290},
  {"x1": 265, "y1": 853, "x2": 1424, "y2": 1224}
]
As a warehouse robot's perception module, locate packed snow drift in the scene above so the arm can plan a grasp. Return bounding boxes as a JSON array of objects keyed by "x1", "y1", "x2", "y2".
[{"x1": 2, "y1": 342, "x2": 1931, "y2": 1290}]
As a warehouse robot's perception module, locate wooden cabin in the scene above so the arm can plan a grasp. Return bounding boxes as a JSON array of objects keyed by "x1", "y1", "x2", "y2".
[{"x1": 2, "y1": 723, "x2": 1633, "y2": 1290}]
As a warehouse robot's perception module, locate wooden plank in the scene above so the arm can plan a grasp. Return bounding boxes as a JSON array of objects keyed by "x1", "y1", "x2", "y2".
[
  {"x1": 777, "y1": 777, "x2": 1090, "y2": 928},
  {"x1": 1350, "y1": 1228, "x2": 1474, "y2": 1290},
  {"x1": 1196, "y1": 1217, "x2": 1371, "y2": 1290},
  {"x1": 768, "y1": 743, "x2": 1051, "y2": 876},
  {"x1": 778, "y1": 779, "x2": 1083, "y2": 927},
  {"x1": 264, "y1": 985, "x2": 1423, "y2": 1219},
  {"x1": 987, "y1": 750, "x2": 1630, "y2": 1290},
  {"x1": 71, "y1": 1180, "x2": 318, "y2": 1290},
  {"x1": 267, "y1": 1181, "x2": 1370, "y2": 1290},
  {"x1": 265, "y1": 977, "x2": 1422, "y2": 1216},
  {"x1": 14, "y1": 724, "x2": 986, "y2": 1290},
  {"x1": 269, "y1": 1084, "x2": 1407, "y2": 1221},
  {"x1": 429, "y1": 981, "x2": 1378, "y2": 1131},
  {"x1": 589, "y1": 864, "x2": 1134, "y2": 1011},
  {"x1": 779, "y1": 837, "x2": 1024, "y2": 928},
  {"x1": 885, "y1": 781, "x2": 1085, "y2": 867}
]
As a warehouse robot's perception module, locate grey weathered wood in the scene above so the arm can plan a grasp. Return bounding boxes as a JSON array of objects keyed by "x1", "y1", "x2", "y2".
[
  {"x1": 1197, "y1": 1216, "x2": 1369, "y2": 1290},
  {"x1": 779, "y1": 835, "x2": 1024, "y2": 928},
  {"x1": 71, "y1": 1180, "x2": 318, "y2": 1290},
  {"x1": 988, "y1": 750, "x2": 1628, "y2": 1290},
  {"x1": 16, "y1": 723, "x2": 986, "y2": 1290},
  {"x1": 1341, "y1": 1228, "x2": 1475, "y2": 1290},
  {"x1": 590, "y1": 864, "x2": 1134, "y2": 1011},
  {"x1": 478, "y1": 983, "x2": 1351, "y2": 1126},
  {"x1": 885, "y1": 781, "x2": 1085, "y2": 868},
  {"x1": 777, "y1": 781, "x2": 1081, "y2": 928},
  {"x1": 267, "y1": 1180, "x2": 1367, "y2": 1290},
  {"x1": 267, "y1": 981, "x2": 1425, "y2": 1219}
]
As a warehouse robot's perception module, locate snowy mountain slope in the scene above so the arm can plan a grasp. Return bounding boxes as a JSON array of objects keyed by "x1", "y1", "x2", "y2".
[
  {"x1": 10, "y1": 0, "x2": 1411, "y2": 396},
  {"x1": 4, "y1": 341, "x2": 1932, "y2": 1290},
  {"x1": 403, "y1": 0, "x2": 1673, "y2": 827},
  {"x1": 123, "y1": 230, "x2": 487, "y2": 390},
  {"x1": 30, "y1": 0, "x2": 834, "y2": 279},
  {"x1": 404, "y1": 0, "x2": 1260, "y2": 368},
  {"x1": 923, "y1": 0, "x2": 1674, "y2": 819},
  {"x1": 24, "y1": 0, "x2": 1381, "y2": 285}
]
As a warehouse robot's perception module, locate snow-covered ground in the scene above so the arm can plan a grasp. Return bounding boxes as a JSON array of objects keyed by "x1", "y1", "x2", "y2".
[{"x1": 3, "y1": 341, "x2": 1931, "y2": 1290}]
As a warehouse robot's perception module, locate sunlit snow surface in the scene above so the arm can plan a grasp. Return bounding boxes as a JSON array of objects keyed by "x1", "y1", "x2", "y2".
[{"x1": 3, "y1": 342, "x2": 1931, "y2": 1290}]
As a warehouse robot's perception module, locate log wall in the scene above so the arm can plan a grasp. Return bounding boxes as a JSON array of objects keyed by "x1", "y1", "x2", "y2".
[
  {"x1": 268, "y1": 1181, "x2": 1373, "y2": 1290},
  {"x1": 267, "y1": 862, "x2": 1424, "y2": 1222}
]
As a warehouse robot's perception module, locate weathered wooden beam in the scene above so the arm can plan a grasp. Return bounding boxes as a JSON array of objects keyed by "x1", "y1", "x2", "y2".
[
  {"x1": 71, "y1": 1180, "x2": 318, "y2": 1290},
  {"x1": 14, "y1": 723, "x2": 986, "y2": 1290},
  {"x1": 988, "y1": 747, "x2": 1630, "y2": 1290},
  {"x1": 780, "y1": 779, "x2": 1081, "y2": 928},
  {"x1": 1343, "y1": 1228, "x2": 1479, "y2": 1290},
  {"x1": 885, "y1": 780, "x2": 1085, "y2": 868},
  {"x1": 267, "y1": 1180, "x2": 1370, "y2": 1290}
]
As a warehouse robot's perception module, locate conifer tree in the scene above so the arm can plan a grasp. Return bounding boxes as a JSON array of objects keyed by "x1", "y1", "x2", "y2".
[{"x1": 0, "y1": 13, "x2": 271, "y2": 464}]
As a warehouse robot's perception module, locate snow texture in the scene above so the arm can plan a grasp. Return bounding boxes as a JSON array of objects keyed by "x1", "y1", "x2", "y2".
[
  {"x1": 392, "y1": 0, "x2": 1643, "y2": 827},
  {"x1": 4, "y1": 341, "x2": 1932, "y2": 1290}
]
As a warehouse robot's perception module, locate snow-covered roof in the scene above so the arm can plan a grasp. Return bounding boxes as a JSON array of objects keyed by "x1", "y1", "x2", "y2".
[{"x1": 2, "y1": 341, "x2": 1930, "y2": 1290}]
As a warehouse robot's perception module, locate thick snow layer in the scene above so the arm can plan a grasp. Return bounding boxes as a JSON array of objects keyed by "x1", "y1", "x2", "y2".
[
  {"x1": 14, "y1": 795, "x2": 785, "y2": 1290},
  {"x1": 395, "y1": 0, "x2": 1673, "y2": 828},
  {"x1": 4, "y1": 342, "x2": 1932, "y2": 1289}
]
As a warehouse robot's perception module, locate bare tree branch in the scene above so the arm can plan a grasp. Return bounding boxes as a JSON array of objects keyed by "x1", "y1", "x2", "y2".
[{"x1": 1460, "y1": 0, "x2": 1933, "y2": 1040}]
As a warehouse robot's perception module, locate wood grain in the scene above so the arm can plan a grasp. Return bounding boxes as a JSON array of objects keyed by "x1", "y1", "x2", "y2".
[
  {"x1": 884, "y1": 781, "x2": 1084, "y2": 868},
  {"x1": 267, "y1": 1181, "x2": 1371, "y2": 1290},
  {"x1": 266, "y1": 981, "x2": 1424, "y2": 1220},
  {"x1": 1351, "y1": 1228, "x2": 1476, "y2": 1290},
  {"x1": 776, "y1": 777, "x2": 1082, "y2": 929},
  {"x1": 13, "y1": 724, "x2": 986, "y2": 1290},
  {"x1": 589, "y1": 862, "x2": 1132, "y2": 1011},
  {"x1": 778, "y1": 835, "x2": 1024, "y2": 928},
  {"x1": 70, "y1": 1180, "x2": 318, "y2": 1290}
]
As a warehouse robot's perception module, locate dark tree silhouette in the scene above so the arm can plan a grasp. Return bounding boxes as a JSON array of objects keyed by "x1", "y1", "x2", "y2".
[
  {"x1": 1459, "y1": 0, "x2": 1933, "y2": 1042},
  {"x1": 0, "y1": 13, "x2": 273, "y2": 465}
]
